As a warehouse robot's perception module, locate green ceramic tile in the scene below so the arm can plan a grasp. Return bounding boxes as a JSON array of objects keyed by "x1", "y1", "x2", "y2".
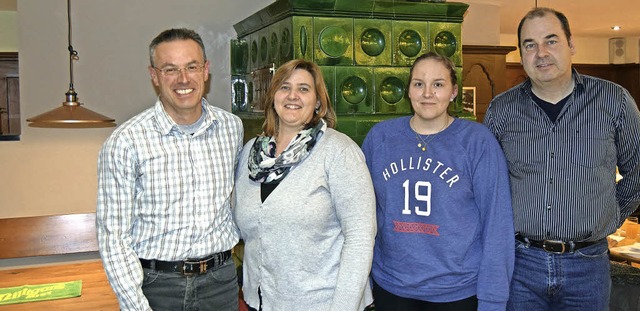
[
  {"x1": 258, "y1": 30, "x2": 269, "y2": 68},
  {"x1": 334, "y1": 118, "x2": 357, "y2": 138},
  {"x1": 292, "y1": 16, "x2": 314, "y2": 61},
  {"x1": 248, "y1": 33, "x2": 259, "y2": 72},
  {"x1": 356, "y1": 120, "x2": 380, "y2": 138},
  {"x1": 320, "y1": 66, "x2": 336, "y2": 110},
  {"x1": 429, "y1": 22, "x2": 462, "y2": 66},
  {"x1": 246, "y1": 73, "x2": 258, "y2": 112},
  {"x1": 384, "y1": 1, "x2": 466, "y2": 18},
  {"x1": 267, "y1": 25, "x2": 279, "y2": 65},
  {"x1": 354, "y1": 19, "x2": 392, "y2": 66},
  {"x1": 392, "y1": 20, "x2": 429, "y2": 66},
  {"x1": 334, "y1": 0, "x2": 375, "y2": 12},
  {"x1": 335, "y1": 66, "x2": 374, "y2": 114},
  {"x1": 260, "y1": 20, "x2": 292, "y2": 67},
  {"x1": 374, "y1": 67, "x2": 411, "y2": 114},
  {"x1": 230, "y1": 39, "x2": 248, "y2": 76},
  {"x1": 314, "y1": 17, "x2": 354, "y2": 66},
  {"x1": 274, "y1": 19, "x2": 294, "y2": 65},
  {"x1": 246, "y1": 29, "x2": 269, "y2": 70},
  {"x1": 246, "y1": 75, "x2": 254, "y2": 108},
  {"x1": 287, "y1": 0, "x2": 336, "y2": 10}
]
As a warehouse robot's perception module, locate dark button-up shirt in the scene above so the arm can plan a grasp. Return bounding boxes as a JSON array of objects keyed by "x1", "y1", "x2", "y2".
[{"x1": 485, "y1": 69, "x2": 640, "y2": 241}]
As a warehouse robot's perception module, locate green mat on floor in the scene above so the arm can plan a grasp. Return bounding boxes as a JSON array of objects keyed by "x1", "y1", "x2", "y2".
[{"x1": 0, "y1": 280, "x2": 82, "y2": 305}]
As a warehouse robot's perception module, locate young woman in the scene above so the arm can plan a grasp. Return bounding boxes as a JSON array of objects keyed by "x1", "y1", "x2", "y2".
[
  {"x1": 233, "y1": 59, "x2": 376, "y2": 311},
  {"x1": 362, "y1": 52, "x2": 514, "y2": 311}
]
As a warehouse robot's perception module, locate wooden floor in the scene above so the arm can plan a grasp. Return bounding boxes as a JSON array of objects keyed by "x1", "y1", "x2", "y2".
[{"x1": 0, "y1": 260, "x2": 119, "y2": 310}]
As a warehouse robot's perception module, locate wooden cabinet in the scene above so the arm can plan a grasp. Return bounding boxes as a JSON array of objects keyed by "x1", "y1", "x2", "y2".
[{"x1": 462, "y1": 45, "x2": 516, "y2": 123}]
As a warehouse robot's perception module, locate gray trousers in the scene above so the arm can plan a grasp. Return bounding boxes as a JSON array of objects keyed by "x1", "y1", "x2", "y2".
[{"x1": 142, "y1": 257, "x2": 238, "y2": 311}]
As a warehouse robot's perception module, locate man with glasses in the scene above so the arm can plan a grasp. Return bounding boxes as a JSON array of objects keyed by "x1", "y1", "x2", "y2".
[{"x1": 97, "y1": 28, "x2": 243, "y2": 311}]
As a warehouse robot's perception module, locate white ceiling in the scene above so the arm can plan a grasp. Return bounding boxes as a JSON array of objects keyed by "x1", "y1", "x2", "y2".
[{"x1": 1, "y1": 0, "x2": 638, "y2": 38}]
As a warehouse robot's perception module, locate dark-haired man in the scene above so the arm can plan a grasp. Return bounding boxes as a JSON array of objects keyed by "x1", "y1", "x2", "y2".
[{"x1": 485, "y1": 8, "x2": 640, "y2": 310}]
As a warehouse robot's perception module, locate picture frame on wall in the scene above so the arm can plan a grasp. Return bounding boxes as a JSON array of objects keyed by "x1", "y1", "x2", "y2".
[{"x1": 462, "y1": 86, "x2": 476, "y2": 116}]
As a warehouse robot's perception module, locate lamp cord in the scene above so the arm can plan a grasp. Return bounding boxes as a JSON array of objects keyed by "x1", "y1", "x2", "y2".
[{"x1": 67, "y1": 0, "x2": 78, "y2": 91}]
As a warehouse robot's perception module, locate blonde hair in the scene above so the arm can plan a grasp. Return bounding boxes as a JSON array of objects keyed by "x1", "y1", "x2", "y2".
[{"x1": 262, "y1": 59, "x2": 336, "y2": 136}]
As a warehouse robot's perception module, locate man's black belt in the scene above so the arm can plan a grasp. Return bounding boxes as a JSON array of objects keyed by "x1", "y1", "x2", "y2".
[
  {"x1": 515, "y1": 234, "x2": 599, "y2": 254},
  {"x1": 140, "y1": 250, "x2": 231, "y2": 275}
]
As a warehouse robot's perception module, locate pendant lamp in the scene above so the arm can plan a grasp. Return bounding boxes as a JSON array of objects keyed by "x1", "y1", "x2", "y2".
[{"x1": 27, "y1": 0, "x2": 116, "y2": 128}]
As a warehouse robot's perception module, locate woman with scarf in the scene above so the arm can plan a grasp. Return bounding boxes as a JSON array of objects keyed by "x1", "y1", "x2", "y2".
[{"x1": 233, "y1": 59, "x2": 376, "y2": 311}]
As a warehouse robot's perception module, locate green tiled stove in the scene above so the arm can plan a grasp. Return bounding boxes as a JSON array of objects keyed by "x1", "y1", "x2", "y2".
[{"x1": 230, "y1": 0, "x2": 470, "y2": 145}]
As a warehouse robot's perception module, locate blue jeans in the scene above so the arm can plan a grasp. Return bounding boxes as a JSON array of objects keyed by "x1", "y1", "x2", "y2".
[
  {"x1": 142, "y1": 257, "x2": 238, "y2": 311},
  {"x1": 507, "y1": 238, "x2": 611, "y2": 311}
]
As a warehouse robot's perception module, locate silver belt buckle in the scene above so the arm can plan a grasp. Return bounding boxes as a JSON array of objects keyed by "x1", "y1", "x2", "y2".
[
  {"x1": 181, "y1": 261, "x2": 202, "y2": 276},
  {"x1": 542, "y1": 240, "x2": 566, "y2": 254}
]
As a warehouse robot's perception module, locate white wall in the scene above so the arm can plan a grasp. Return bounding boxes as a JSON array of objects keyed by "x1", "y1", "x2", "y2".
[
  {"x1": 0, "y1": 0, "x2": 272, "y2": 218},
  {"x1": 0, "y1": 11, "x2": 16, "y2": 51},
  {"x1": 461, "y1": 3, "x2": 501, "y2": 45}
]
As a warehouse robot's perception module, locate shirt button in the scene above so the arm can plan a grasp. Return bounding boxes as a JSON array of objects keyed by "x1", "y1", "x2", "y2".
[{"x1": 547, "y1": 205, "x2": 552, "y2": 210}]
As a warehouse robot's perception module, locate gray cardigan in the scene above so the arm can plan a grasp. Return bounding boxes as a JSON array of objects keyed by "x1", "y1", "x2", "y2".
[{"x1": 233, "y1": 128, "x2": 376, "y2": 311}]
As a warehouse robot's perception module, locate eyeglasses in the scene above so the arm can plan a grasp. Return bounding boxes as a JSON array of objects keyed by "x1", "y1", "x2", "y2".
[{"x1": 153, "y1": 64, "x2": 205, "y2": 77}]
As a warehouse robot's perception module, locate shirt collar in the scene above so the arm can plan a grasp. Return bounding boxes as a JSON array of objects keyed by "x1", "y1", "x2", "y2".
[
  {"x1": 519, "y1": 67, "x2": 584, "y2": 96},
  {"x1": 153, "y1": 97, "x2": 218, "y2": 136}
]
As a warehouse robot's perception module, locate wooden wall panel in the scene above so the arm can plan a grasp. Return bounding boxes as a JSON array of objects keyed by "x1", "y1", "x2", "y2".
[
  {"x1": 462, "y1": 45, "x2": 516, "y2": 123},
  {"x1": 0, "y1": 52, "x2": 19, "y2": 138}
]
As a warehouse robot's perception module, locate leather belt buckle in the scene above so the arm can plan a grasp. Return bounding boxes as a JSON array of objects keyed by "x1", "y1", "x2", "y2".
[
  {"x1": 163, "y1": 250, "x2": 230, "y2": 276},
  {"x1": 181, "y1": 262, "x2": 196, "y2": 276},
  {"x1": 542, "y1": 240, "x2": 566, "y2": 254},
  {"x1": 181, "y1": 260, "x2": 207, "y2": 276}
]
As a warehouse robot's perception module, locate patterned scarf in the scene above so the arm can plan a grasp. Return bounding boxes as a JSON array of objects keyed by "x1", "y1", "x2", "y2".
[{"x1": 248, "y1": 119, "x2": 327, "y2": 184}]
